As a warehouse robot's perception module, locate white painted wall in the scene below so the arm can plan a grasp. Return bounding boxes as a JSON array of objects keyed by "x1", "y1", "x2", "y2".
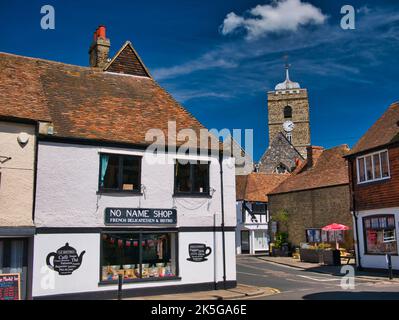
[
  {"x1": 32, "y1": 231, "x2": 236, "y2": 297},
  {"x1": 35, "y1": 142, "x2": 236, "y2": 228},
  {"x1": 235, "y1": 201, "x2": 269, "y2": 254},
  {"x1": 32, "y1": 141, "x2": 237, "y2": 297},
  {"x1": 355, "y1": 207, "x2": 399, "y2": 270},
  {"x1": 0, "y1": 122, "x2": 35, "y2": 227}
]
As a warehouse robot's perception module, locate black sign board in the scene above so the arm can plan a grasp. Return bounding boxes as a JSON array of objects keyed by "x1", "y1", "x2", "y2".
[
  {"x1": 105, "y1": 208, "x2": 177, "y2": 225},
  {"x1": 46, "y1": 243, "x2": 86, "y2": 275},
  {"x1": 0, "y1": 273, "x2": 20, "y2": 300},
  {"x1": 187, "y1": 243, "x2": 212, "y2": 262}
]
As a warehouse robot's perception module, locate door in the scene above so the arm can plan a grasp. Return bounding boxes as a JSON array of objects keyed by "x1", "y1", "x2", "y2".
[
  {"x1": 0, "y1": 238, "x2": 28, "y2": 300},
  {"x1": 254, "y1": 231, "x2": 269, "y2": 252},
  {"x1": 241, "y1": 231, "x2": 250, "y2": 254}
]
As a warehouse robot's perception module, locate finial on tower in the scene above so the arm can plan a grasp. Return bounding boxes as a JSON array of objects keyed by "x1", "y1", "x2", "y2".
[{"x1": 275, "y1": 56, "x2": 300, "y2": 91}]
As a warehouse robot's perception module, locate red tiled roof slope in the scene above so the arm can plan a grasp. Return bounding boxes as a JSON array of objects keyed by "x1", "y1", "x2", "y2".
[
  {"x1": 269, "y1": 145, "x2": 350, "y2": 195},
  {"x1": 347, "y1": 102, "x2": 399, "y2": 156},
  {"x1": 0, "y1": 52, "x2": 212, "y2": 148},
  {"x1": 236, "y1": 173, "x2": 289, "y2": 202}
]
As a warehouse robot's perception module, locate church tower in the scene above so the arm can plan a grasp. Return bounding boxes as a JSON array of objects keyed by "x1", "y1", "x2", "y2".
[{"x1": 267, "y1": 65, "x2": 311, "y2": 159}]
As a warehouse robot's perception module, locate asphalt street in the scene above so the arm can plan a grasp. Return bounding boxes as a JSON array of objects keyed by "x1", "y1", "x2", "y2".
[{"x1": 236, "y1": 256, "x2": 399, "y2": 300}]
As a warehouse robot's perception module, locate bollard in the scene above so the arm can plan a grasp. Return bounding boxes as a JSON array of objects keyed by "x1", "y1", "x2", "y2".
[
  {"x1": 117, "y1": 274, "x2": 123, "y2": 300},
  {"x1": 386, "y1": 253, "x2": 393, "y2": 280}
]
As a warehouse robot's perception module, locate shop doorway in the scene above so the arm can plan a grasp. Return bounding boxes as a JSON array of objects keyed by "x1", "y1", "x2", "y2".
[
  {"x1": 254, "y1": 230, "x2": 269, "y2": 253},
  {"x1": 241, "y1": 231, "x2": 250, "y2": 254},
  {"x1": 0, "y1": 238, "x2": 29, "y2": 300}
]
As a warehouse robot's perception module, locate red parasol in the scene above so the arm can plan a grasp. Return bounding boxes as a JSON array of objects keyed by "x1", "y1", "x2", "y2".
[
  {"x1": 322, "y1": 223, "x2": 350, "y2": 249},
  {"x1": 322, "y1": 223, "x2": 350, "y2": 231}
]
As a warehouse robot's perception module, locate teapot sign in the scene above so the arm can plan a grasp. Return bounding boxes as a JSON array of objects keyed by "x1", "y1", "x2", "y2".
[{"x1": 46, "y1": 243, "x2": 86, "y2": 275}]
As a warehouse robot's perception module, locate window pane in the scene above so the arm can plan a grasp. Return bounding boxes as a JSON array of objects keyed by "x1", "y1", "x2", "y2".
[
  {"x1": 253, "y1": 203, "x2": 266, "y2": 213},
  {"x1": 101, "y1": 234, "x2": 140, "y2": 281},
  {"x1": 365, "y1": 156, "x2": 373, "y2": 180},
  {"x1": 175, "y1": 162, "x2": 191, "y2": 192},
  {"x1": 358, "y1": 158, "x2": 366, "y2": 182},
  {"x1": 141, "y1": 233, "x2": 176, "y2": 278},
  {"x1": 373, "y1": 154, "x2": 381, "y2": 179},
  {"x1": 122, "y1": 156, "x2": 140, "y2": 191},
  {"x1": 193, "y1": 163, "x2": 209, "y2": 193},
  {"x1": 364, "y1": 216, "x2": 397, "y2": 254},
  {"x1": 381, "y1": 151, "x2": 389, "y2": 177},
  {"x1": 101, "y1": 155, "x2": 120, "y2": 189}
]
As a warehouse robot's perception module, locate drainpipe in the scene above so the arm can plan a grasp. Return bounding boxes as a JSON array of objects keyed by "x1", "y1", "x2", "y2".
[
  {"x1": 349, "y1": 158, "x2": 362, "y2": 270},
  {"x1": 218, "y1": 152, "x2": 227, "y2": 290}
]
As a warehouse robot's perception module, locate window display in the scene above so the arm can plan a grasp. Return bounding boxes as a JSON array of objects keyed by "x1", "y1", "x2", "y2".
[
  {"x1": 363, "y1": 215, "x2": 397, "y2": 254},
  {"x1": 101, "y1": 232, "x2": 177, "y2": 282},
  {"x1": 306, "y1": 229, "x2": 321, "y2": 243}
]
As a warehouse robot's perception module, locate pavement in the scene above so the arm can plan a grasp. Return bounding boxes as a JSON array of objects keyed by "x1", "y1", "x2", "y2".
[
  {"x1": 256, "y1": 255, "x2": 399, "y2": 282},
  {"x1": 127, "y1": 283, "x2": 278, "y2": 300}
]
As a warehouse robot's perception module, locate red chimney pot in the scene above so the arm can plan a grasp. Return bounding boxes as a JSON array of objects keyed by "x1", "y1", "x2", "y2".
[{"x1": 97, "y1": 25, "x2": 106, "y2": 40}]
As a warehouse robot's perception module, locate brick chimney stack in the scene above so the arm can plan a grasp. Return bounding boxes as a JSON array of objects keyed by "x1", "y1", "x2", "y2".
[
  {"x1": 89, "y1": 26, "x2": 110, "y2": 69},
  {"x1": 306, "y1": 146, "x2": 324, "y2": 169}
]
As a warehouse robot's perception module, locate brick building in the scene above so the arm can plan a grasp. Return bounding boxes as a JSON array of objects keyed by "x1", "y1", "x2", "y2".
[
  {"x1": 268, "y1": 145, "x2": 353, "y2": 248},
  {"x1": 345, "y1": 102, "x2": 399, "y2": 271}
]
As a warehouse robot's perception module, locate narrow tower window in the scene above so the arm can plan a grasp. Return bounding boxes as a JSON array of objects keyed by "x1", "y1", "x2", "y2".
[{"x1": 284, "y1": 106, "x2": 292, "y2": 119}]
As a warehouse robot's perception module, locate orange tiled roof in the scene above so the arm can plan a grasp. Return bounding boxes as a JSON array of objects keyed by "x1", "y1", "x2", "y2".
[
  {"x1": 236, "y1": 173, "x2": 289, "y2": 202},
  {"x1": 0, "y1": 52, "x2": 214, "y2": 148},
  {"x1": 269, "y1": 145, "x2": 350, "y2": 195},
  {"x1": 346, "y1": 102, "x2": 399, "y2": 156}
]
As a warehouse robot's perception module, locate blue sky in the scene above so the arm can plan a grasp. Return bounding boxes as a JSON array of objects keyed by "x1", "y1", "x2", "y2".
[{"x1": 1, "y1": 0, "x2": 398, "y2": 161}]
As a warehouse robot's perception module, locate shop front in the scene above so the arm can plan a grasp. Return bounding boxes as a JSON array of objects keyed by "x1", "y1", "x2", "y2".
[
  {"x1": 32, "y1": 141, "x2": 237, "y2": 299},
  {"x1": 32, "y1": 226, "x2": 236, "y2": 299},
  {"x1": 355, "y1": 208, "x2": 399, "y2": 271}
]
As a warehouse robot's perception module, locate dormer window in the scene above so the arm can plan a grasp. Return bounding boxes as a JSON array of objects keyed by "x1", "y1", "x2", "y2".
[
  {"x1": 357, "y1": 150, "x2": 390, "y2": 184},
  {"x1": 274, "y1": 163, "x2": 289, "y2": 174}
]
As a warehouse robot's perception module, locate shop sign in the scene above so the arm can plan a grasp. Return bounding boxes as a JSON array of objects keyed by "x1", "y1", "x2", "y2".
[
  {"x1": 187, "y1": 243, "x2": 212, "y2": 262},
  {"x1": 46, "y1": 243, "x2": 86, "y2": 275},
  {"x1": 105, "y1": 208, "x2": 177, "y2": 225},
  {"x1": 0, "y1": 274, "x2": 20, "y2": 300}
]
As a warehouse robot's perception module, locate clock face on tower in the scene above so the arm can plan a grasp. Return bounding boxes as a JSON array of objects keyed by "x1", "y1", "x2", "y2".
[{"x1": 283, "y1": 120, "x2": 295, "y2": 132}]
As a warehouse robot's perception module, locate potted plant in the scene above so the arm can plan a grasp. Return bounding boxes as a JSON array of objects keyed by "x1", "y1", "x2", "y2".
[
  {"x1": 270, "y1": 209, "x2": 291, "y2": 256},
  {"x1": 271, "y1": 232, "x2": 292, "y2": 257}
]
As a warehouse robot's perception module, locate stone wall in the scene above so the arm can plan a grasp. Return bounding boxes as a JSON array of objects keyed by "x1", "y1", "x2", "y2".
[
  {"x1": 268, "y1": 184, "x2": 353, "y2": 248},
  {"x1": 267, "y1": 89, "x2": 311, "y2": 159},
  {"x1": 258, "y1": 132, "x2": 302, "y2": 173}
]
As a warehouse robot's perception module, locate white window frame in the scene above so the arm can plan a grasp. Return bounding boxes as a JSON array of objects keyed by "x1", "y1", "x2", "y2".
[{"x1": 356, "y1": 149, "x2": 390, "y2": 184}]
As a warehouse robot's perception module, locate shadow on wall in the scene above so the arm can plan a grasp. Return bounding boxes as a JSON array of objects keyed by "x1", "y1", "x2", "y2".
[{"x1": 303, "y1": 291, "x2": 399, "y2": 300}]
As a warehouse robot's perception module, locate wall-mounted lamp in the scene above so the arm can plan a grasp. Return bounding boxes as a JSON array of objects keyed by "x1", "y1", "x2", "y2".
[{"x1": 17, "y1": 132, "x2": 30, "y2": 146}]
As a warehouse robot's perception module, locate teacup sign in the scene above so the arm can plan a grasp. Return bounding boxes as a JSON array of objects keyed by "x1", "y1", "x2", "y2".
[
  {"x1": 187, "y1": 243, "x2": 212, "y2": 262},
  {"x1": 46, "y1": 243, "x2": 86, "y2": 275}
]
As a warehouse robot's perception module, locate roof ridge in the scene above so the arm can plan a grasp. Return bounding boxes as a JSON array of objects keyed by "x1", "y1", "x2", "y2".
[{"x1": 0, "y1": 51, "x2": 92, "y2": 71}]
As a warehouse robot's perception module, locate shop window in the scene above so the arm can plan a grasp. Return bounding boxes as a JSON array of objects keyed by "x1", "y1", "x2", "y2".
[
  {"x1": 356, "y1": 150, "x2": 390, "y2": 184},
  {"x1": 306, "y1": 229, "x2": 344, "y2": 243},
  {"x1": 99, "y1": 153, "x2": 141, "y2": 192},
  {"x1": 174, "y1": 161, "x2": 210, "y2": 195},
  {"x1": 101, "y1": 232, "x2": 177, "y2": 282},
  {"x1": 0, "y1": 239, "x2": 28, "y2": 300},
  {"x1": 306, "y1": 229, "x2": 321, "y2": 243},
  {"x1": 363, "y1": 215, "x2": 397, "y2": 255}
]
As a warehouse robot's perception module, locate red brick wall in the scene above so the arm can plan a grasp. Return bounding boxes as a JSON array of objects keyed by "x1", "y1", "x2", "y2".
[{"x1": 350, "y1": 146, "x2": 399, "y2": 211}]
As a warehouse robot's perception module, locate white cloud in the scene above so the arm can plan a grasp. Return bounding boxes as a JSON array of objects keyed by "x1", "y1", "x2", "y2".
[
  {"x1": 220, "y1": 0, "x2": 327, "y2": 39},
  {"x1": 153, "y1": 52, "x2": 237, "y2": 80}
]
